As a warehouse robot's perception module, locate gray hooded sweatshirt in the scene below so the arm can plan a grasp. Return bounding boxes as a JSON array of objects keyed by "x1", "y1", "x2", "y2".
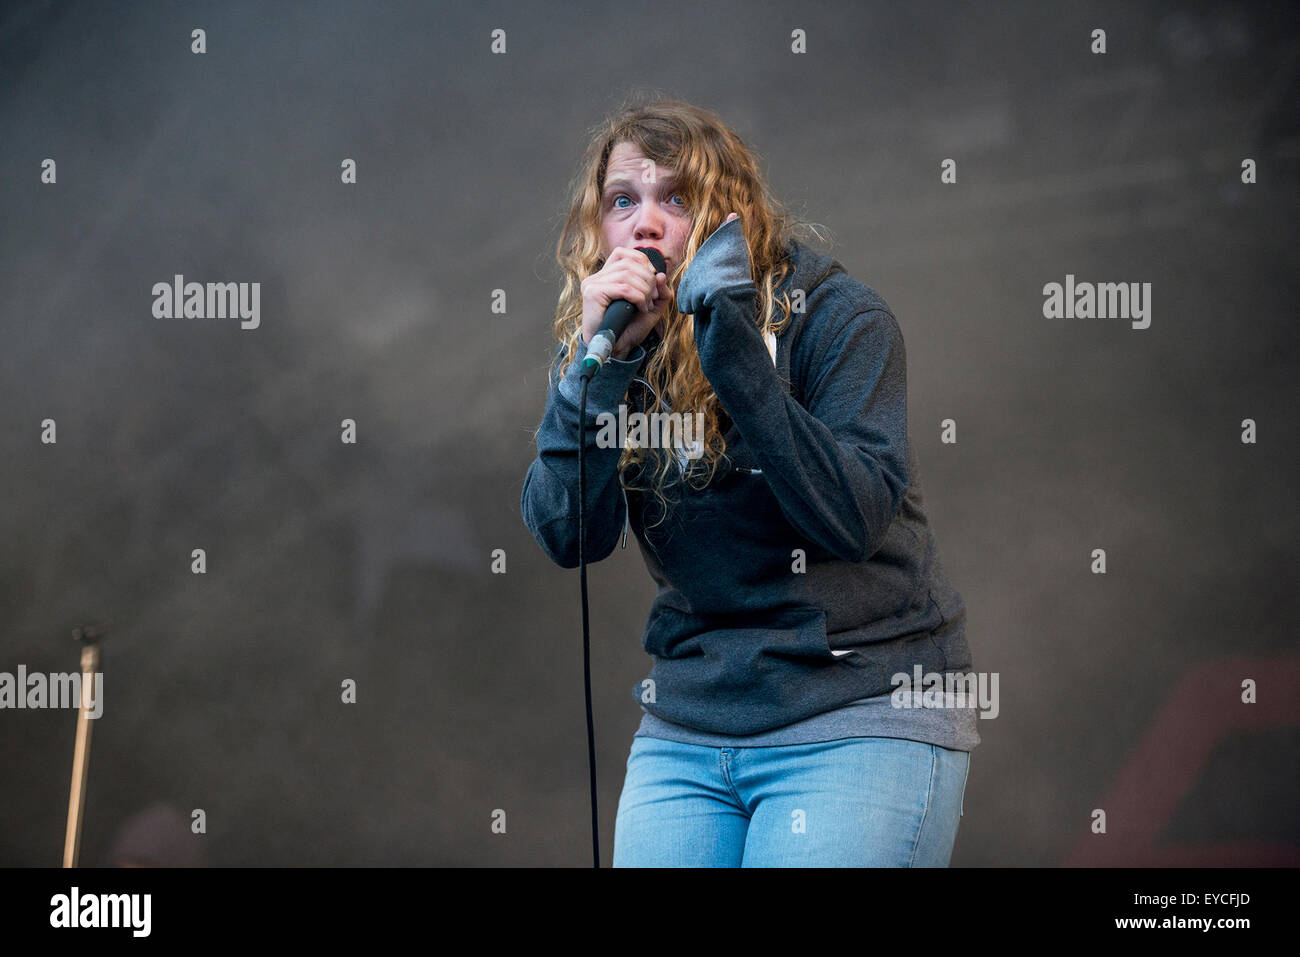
[{"x1": 521, "y1": 218, "x2": 979, "y2": 749}]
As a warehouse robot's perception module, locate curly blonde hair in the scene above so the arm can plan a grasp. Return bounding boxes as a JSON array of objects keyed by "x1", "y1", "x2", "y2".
[{"x1": 551, "y1": 94, "x2": 823, "y2": 525}]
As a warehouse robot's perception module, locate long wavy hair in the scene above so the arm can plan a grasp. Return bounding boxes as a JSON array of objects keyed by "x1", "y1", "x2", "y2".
[{"x1": 551, "y1": 95, "x2": 825, "y2": 526}]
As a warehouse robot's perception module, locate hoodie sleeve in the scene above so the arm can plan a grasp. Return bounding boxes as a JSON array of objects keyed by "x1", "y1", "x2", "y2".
[
  {"x1": 520, "y1": 337, "x2": 647, "y2": 569},
  {"x1": 678, "y1": 218, "x2": 909, "y2": 564}
]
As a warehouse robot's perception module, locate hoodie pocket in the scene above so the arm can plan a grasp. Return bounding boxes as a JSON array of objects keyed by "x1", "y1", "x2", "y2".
[
  {"x1": 753, "y1": 602, "x2": 837, "y2": 663},
  {"x1": 642, "y1": 603, "x2": 705, "y2": 660},
  {"x1": 644, "y1": 601, "x2": 835, "y2": 665}
]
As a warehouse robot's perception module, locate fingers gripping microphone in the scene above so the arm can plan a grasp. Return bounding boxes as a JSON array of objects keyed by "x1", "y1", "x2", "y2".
[{"x1": 580, "y1": 247, "x2": 666, "y2": 380}]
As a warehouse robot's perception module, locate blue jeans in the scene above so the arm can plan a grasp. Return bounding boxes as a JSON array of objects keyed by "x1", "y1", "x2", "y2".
[{"x1": 612, "y1": 735, "x2": 970, "y2": 867}]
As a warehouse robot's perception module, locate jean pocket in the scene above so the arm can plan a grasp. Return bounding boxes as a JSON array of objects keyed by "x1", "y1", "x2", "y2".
[{"x1": 959, "y1": 757, "x2": 970, "y2": 817}]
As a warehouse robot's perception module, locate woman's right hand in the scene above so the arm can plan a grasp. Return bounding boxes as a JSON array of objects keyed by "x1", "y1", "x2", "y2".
[{"x1": 581, "y1": 247, "x2": 670, "y2": 361}]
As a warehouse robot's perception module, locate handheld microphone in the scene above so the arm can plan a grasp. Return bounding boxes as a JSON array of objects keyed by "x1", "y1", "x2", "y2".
[{"x1": 580, "y1": 246, "x2": 667, "y2": 380}]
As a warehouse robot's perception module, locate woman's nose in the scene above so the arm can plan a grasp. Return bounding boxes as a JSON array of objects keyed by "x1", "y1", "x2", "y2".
[{"x1": 633, "y1": 205, "x2": 664, "y2": 239}]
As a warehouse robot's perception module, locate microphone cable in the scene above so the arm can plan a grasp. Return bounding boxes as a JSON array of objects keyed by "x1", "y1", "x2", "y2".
[
  {"x1": 570, "y1": 246, "x2": 664, "y2": 868},
  {"x1": 577, "y1": 375, "x2": 600, "y2": 868}
]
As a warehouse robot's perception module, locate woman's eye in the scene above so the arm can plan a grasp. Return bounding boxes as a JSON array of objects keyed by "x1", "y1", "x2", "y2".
[{"x1": 612, "y1": 192, "x2": 684, "y2": 209}]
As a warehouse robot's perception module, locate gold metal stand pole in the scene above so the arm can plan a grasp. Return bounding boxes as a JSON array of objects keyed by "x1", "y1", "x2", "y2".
[{"x1": 63, "y1": 623, "x2": 105, "y2": 868}]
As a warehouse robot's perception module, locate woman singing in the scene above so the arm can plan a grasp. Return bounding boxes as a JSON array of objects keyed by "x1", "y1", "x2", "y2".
[{"x1": 521, "y1": 97, "x2": 979, "y2": 867}]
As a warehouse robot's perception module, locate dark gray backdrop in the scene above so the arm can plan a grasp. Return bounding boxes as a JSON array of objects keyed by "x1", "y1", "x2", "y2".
[{"x1": 1, "y1": 0, "x2": 1296, "y2": 866}]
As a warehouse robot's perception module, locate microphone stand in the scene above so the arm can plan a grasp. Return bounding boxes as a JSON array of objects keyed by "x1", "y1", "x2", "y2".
[{"x1": 63, "y1": 622, "x2": 106, "y2": 868}]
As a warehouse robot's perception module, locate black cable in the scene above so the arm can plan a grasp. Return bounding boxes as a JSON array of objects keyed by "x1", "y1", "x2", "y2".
[{"x1": 577, "y1": 374, "x2": 600, "y2": 868}]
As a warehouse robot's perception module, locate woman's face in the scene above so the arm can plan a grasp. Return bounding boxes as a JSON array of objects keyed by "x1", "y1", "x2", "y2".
[{"x1": 599, "y1": 141, "x2": 693, "y2": 279}]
